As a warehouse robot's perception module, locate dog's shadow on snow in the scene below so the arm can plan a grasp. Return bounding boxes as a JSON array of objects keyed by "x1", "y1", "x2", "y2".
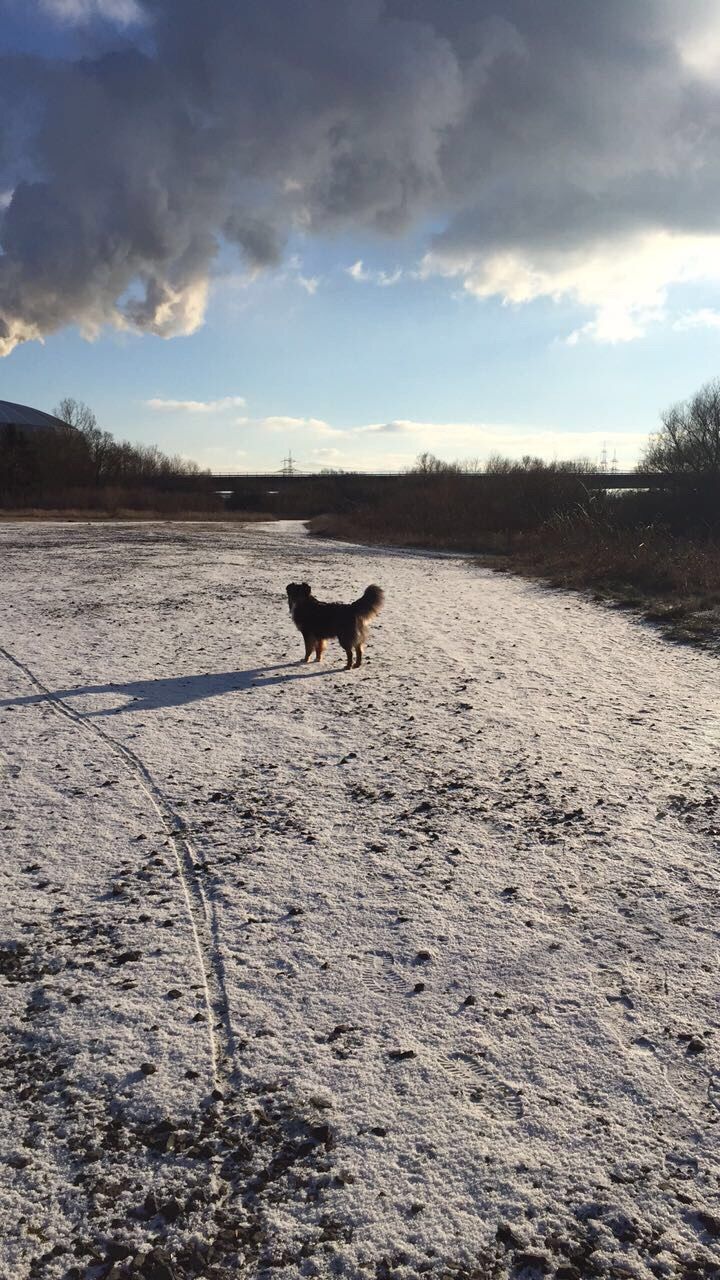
[{"x1": 0, "y1": 661, "x2": 339, "y2": 718}]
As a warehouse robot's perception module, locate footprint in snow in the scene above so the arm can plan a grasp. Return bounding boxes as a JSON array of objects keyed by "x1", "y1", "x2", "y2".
[{"x1": 446, "y1": 1051, "x2": 524, "y2": 1119}]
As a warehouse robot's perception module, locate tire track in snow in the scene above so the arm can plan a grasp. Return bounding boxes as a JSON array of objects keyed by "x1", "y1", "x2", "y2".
[{"x1": 0, "y1": 641, "x2": 238, "y2": 1095}]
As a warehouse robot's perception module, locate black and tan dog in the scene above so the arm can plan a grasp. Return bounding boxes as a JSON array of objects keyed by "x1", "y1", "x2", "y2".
[{"x1": 286, "y1": 582, "x2": 384, "y2": 669}]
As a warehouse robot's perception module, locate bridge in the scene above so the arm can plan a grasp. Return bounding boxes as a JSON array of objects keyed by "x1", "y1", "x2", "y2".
[{"x1": 197, "y1": 470, "x2": 677, "y2": 493}]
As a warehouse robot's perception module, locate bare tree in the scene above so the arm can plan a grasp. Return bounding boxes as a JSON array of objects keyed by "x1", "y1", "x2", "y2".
[
  {"x1": 55, "y1": 397, "x2": 119, "y2": 484},
  {"x1": 54, "y1": 397, "x2": 97, "y2": 435},
  {"x1": 412, "y1": 452, "x2": 461, "y2": 475},
  {"x1": 645, "y1": 378, "x2": 720, "y2": 474},
  {"x1": 52, "y1": 396, "x2": 209, "y2": 488}
]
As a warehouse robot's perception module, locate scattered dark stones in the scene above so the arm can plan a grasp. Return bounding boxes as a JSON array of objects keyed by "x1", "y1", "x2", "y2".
[
  {"x1": 327, "y1": 1024, "x2": 356, "y2": 1043},
  {"x1": 137, "y1": 1248, "x2": 176, "y2": 1280},
  {"x1": 513, "y1": 1249, "x2": 552, "y2": 1273},
  {"x1": 113, "y1": 949, "x2": 142, "y2": 966},
  {"x1": 607, "y1": 1213, "x2": 641, "y2": 1244},
  {"x1": 103, "y1": 1239, "x2": 134, "y2": 1262},
  {"x1": 159, "y1": 1196, "x2": 183, "y2": 1223},
  {"x1": 139, "y1": 1062, "x2": 157, "y2": 1075},
  {"x1": 414, "y1": 949, "x2": 432, "y2": 964},
  {"x1": 496, "y1": 1223, "x2": 525, "y2": 1249},
  {"x1": 387, "y1": 1049, "x2": 416, "y2": 1061},
  {"x1": 7, "y1": 1152, "x2": 30, "y2": 1169},
  {"x1": 696, "y1": 1210, "x2": 720, "y2": 1237}
]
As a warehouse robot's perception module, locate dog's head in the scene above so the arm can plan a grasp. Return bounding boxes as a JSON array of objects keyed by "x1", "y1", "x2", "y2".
[{"x1": 286, "y1": 582, "x2": 312, "y2": 613}]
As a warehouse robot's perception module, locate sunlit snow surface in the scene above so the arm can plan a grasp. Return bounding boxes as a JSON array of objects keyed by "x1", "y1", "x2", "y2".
[{"x1": 1, "y1": 520, "x2": 719, "y2": 1279}]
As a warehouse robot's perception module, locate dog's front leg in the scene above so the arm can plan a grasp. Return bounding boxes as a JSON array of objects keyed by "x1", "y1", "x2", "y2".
[{"x1": 303, "y1": 634, "x2": 315, "y2": 664}]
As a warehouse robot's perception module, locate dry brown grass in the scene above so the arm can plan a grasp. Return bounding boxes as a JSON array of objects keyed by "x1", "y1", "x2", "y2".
[
  {"x1": 308, "y1": 511, "x2": 510, "y2": 554},
  {"x1": 503, "y1": 526, "x2": 720, "y2": 649},
  {"x1": 310, "y1": 513, "x2": 720, "y2": 651}
]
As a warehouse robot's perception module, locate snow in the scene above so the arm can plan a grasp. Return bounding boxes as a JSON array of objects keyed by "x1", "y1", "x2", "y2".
[{"x1": 1, "y1": 518, "x2": 719, "y2": 1279}]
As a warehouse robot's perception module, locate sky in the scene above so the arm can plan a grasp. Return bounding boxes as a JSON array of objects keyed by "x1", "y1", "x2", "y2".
[{"x1": 3, "y1": 1, "x2": 720, "y2": 472}]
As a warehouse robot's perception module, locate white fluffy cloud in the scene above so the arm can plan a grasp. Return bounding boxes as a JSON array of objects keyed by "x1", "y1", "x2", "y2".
[
  {"x1": 425, "y1": 232, "x2": 720, "y2": 344},
  {"x1": 349, "y1": 419, "x2": 646, "y2": 463},
  {"x1": 227, "y1": 408, "x2": 647, "y2": 468}
]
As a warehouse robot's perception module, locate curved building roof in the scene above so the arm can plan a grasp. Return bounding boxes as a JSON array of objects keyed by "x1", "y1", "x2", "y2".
[{"x1": 0, "y1": 399, "x2": 68, "y2": 431}]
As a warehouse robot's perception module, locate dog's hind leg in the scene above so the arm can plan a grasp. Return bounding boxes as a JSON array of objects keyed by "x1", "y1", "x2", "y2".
[
  {"x1": 342, "y1": 645, "x2": 353, "y2": 670},
  {"x1": 315, "y1": 639, "x2": 327, "y2": 662},
  {"x1": 353, "y1": 644, "x2": 364, "y2": 668}
]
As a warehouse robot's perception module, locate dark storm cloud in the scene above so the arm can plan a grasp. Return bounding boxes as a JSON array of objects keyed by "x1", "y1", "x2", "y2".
[{"x1": 1, "y1": 0, "x2": 719, "y2": 351}]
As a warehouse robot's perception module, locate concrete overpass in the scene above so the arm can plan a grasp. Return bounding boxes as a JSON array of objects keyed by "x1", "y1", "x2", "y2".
[{"x1": 200, "y1": 470, "x2": 677, "y2": 494}]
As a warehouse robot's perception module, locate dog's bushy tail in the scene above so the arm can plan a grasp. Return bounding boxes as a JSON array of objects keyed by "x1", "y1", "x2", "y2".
[{"x1": 354, "y1": 584, "x2": 384, "y2": 620}]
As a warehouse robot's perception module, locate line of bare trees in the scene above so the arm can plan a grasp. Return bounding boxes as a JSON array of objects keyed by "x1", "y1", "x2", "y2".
[
  {"x1": 53, "y1": 398, "x2": 206, "y2": 487},
  {"x1": 2, "y1": 377, "x2": 720, "y2": 522}
]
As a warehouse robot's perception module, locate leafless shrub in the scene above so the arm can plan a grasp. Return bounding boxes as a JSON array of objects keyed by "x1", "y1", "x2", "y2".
[{"x1": 645, "y1": 378, "x2": 720, "y2": 474}]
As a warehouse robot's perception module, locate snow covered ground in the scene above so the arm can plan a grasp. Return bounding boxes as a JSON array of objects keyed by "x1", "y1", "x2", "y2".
[{"x1": 1, "y1": 518, "x2": 719, "y2": 1280}]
